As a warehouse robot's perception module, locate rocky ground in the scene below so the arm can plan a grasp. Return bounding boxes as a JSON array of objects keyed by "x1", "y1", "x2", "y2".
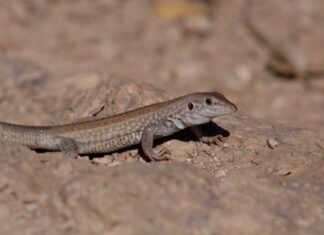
[{"x1": 0, "y1": 0, "x2": 323, "y2": 234}]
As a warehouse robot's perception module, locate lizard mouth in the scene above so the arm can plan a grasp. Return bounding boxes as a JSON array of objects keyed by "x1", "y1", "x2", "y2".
[{"x1": 229, "y1": 102, "x2": 238, "y2": 112}]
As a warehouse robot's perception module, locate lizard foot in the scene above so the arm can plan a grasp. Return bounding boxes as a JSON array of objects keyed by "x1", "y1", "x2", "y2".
[
  {"x1": 151, "y1": 147, "x2": 171, "y2": 161},
  {"x1": 200, "y1": 135, "x2": 225, "y2": 147}
]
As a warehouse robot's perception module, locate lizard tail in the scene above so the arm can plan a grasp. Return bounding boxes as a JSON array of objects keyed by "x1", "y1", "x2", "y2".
[{"x1": 0, "y1": 121, "x2": 52, "y2": 148}]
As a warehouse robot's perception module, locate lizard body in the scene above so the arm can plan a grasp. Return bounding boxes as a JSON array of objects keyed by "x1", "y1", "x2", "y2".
[{"x1": 0, "y1": 92, "x2": 237, "y2": 161}]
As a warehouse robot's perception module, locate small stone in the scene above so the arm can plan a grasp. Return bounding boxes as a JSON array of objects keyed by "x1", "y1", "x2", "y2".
[
  {"x1": 113, "y1": 154, "x2": 128, "y2": 162},
  {"x1": 184, "y1": 16, "x2": 211, "y2": 35},
  {"x1": 267, "y1": 138, "x2": 279, "y2": 149},
  {"x1": 250, "y1": 159, "x2": 261, "y2": 165},
  {"x1": 108, "y1": 161, "x2": 121, "y2": 167},
  {"x1": 212, "y1": 156, "x2": 221, "y2": 162},
  {"x1": 138, "y1": 157, "x2": 147, "y2": 164},
  {"x1": 128, "y1": 149, "x2": 139, "y2": 157},
  {"x1": 235, "y1": 134, "x2": 243, "y2": 139},
  {"x1": 215, "y1": 170, "x2": 227, "y2": 178},
  {"x1": 223, "y1": 143, "x2": 229, "y2": 148},
  {"x1": 125, "y1": 157, "x2": 137, "y2": 163},
  {"x1": 92, "y1": 157, "x2": 113, "y2": 165},
  {"x1": 77, "y1": 155, "x2": 90, "y2": 161},
  {"x1": 278, "y1": 169, "x2": 291, "y2": 176}
]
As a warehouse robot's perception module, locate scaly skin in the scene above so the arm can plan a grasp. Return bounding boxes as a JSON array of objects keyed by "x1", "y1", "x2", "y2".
[{"x1": 0, "y1": 92, "x2": 237, "y2": 161}]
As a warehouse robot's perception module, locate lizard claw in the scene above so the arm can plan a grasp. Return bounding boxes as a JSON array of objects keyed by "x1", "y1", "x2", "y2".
[
  {"x1": 152, "y1": 147, "x2": 171, "y2": 161},
  {"x1": 200, "y1": 135, "x2": 225, "y2": 147}
]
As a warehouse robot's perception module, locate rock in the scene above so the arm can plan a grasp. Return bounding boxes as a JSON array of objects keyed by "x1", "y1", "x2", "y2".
[
  {"x1": 92, "y1": 157, "x2": 113, "y2": 165},
  {"x1": 267, "y1": 138, "x2": 279, "y2": 149}
]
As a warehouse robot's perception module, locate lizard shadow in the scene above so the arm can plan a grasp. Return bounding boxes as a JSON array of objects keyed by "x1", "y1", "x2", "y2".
[
  {"x1": 141, "y1": 122, "x2": 230, "y2": 161},
  {"x1": 174, "y1": 122, "x2": 230, "y2": 142}
]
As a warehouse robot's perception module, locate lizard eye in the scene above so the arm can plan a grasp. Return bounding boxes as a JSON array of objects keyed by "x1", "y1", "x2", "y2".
[
  {"x1": 188, "y1": 102, "x2": 194, "y2": 110},
  {"x1": 205, "y1": 98, "x2": 212, "y2": 105}
]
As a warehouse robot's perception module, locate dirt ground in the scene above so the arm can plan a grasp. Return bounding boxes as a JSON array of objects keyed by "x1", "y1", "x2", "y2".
[{"x1": 0, "y1": 0, "x2": 323, "y2": 234}]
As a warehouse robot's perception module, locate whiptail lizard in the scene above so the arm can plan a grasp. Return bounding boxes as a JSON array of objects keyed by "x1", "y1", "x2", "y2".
[{"x1": 0, "y1": 92, "x2": 237, "y2": 161}]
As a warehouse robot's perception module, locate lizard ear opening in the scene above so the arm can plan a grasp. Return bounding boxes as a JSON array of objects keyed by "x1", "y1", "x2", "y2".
[{"x1": 188, "y1": 102, "x2": 194, "y2": 110}]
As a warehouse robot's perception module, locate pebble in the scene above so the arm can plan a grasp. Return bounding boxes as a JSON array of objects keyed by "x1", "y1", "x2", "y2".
[
  {"x1": 184, "y1": 16, "x2": 211, "y2": 35},
  {"x1": 212, "y1": 156, "x2": 220, "y2": 161},
  {"x1": 108, "y1": 161, "x2": 122, "y2": 167},
  {"x1": 215, "y1": 170, "x2": 227, "y2": 178},
  {"x1": 128, "y1": 149, "x2": 139, "y2": 158},
  {"x1": 278, "y1": 169, "x2": 291, "y2": 176},
  {"x1": 92, "y1": 157, "x2": 113, "y2": 165},
  {"x1": 223, "y1": 143, "x2": 229, "y2": 148},
  {"x1": 267, "y1": 138, "x2": 279, "y2": 149},
  {"x1": 125, "y1": 157, "x2": 138, "y2": 163}
]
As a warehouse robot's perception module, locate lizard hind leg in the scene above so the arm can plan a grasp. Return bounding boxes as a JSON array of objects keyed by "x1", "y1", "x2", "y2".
[{"x1": 59, "y1": 137, "x2": 79, "y2": 159}]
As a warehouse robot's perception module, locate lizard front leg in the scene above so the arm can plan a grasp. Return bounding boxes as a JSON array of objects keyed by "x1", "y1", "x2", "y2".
[{"x1": 141, "y1": 125, "x2": 170, "y2": 161}]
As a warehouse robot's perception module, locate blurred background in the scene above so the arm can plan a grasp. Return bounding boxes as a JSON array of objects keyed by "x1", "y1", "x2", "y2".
[{"x1": 0, "y1": 0, "x2": 323, "y2": 132}]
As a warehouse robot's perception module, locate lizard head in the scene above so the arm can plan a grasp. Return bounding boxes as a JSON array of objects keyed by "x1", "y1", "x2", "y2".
[{"x1": 178, "y1": 92, "x2": 237, "y2": 126}]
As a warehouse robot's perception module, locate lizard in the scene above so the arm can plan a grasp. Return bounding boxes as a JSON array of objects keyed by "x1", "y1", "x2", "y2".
[{"x1": 0, "y1": 92, "x2": 237, "y2": 161}]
